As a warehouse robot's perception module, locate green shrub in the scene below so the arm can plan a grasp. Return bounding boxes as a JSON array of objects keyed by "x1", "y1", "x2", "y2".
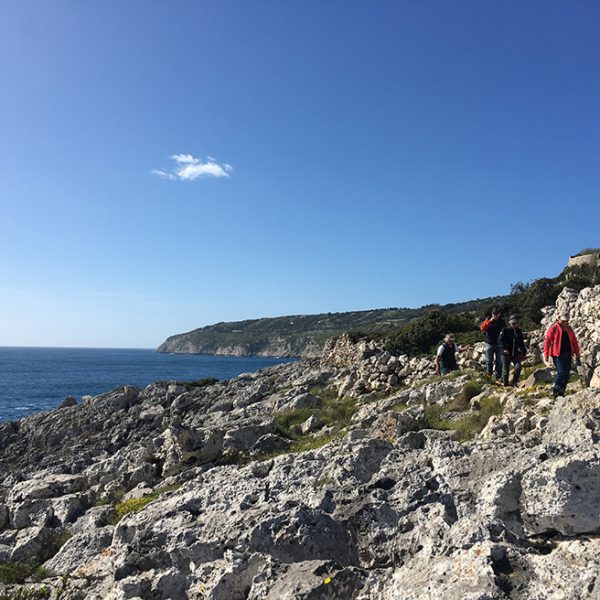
[
  {"x1": 319, "y1": 394, "x2": 356, "y2": 427},
  {"x1": 0, "y1": 563, "x2": 46, "y2": 585},
  {"x1": 276, "y1": 388, "x2": 356, "y2": 439},
  {"x1": 385, "y1": 310, "x2": 478, "y2": 357},
  {"x1": 274, "y1": 408, "x2": 313, "y2": 438},
  {"x1": 574, "y1": 247, "x2": 600, "y2": 256},
  {"x1": 421, "y1": 395, "x2": 503, "y2": 442},
  {"x1": 390, "y1": 400, "x2": 408, "y2": 412},
  {"x1": 375, "y1": 262, "x2": 600, "y2": 357},
  {"x1": 0, "y1": 586, "x2": 50, "y2": 600},
  {"x1": 288, "y1": 433, "x2": 341, "y2": 453},
  {"x1": 454, "y1": 381, "x2": 483, "y2": 410}
]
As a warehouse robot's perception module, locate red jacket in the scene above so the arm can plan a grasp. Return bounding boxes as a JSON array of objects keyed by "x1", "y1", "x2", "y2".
[{"x1": 543, "y1": 323, "x2": 581, "y2": 358}]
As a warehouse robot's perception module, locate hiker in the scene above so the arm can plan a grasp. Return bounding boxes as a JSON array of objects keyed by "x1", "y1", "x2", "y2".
[
  {"x1": 435, "y1": 334, "x2": 466, "y2": 376},
  {"x1": 480, "y1": 306, "x2": 506, "y2": 380},
  {"x1": 497, "y1": 315, "x2": 527, "y2": 387},
  {"x1": 543, "y1": 312, "x2": 581, "y2": 398}
]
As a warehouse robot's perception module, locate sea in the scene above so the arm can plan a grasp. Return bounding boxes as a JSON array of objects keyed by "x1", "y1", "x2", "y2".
[{"x1": 0, "y1": 347, "x2": 296, "y2": 422}]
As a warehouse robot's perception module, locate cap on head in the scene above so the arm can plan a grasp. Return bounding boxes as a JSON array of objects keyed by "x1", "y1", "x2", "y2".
[
  {"x1": 508, "y1": 315, "x2": 519, "y2": 324},
  {"x1": 445, "y1": 334, "x2": 455, "y2": 342}
]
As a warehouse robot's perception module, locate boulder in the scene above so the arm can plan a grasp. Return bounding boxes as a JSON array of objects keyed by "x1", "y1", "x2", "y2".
[
  {"x1": 60, "y1": 396, "x2": 78, "y2": 408},
  {"x1": 300, "y1": 416, "x2": 323, "y2": 434},
  {"x1": 251, "y1": 434, "x2": 292, "y2": 456},
  {"x1": 223, "y1": 421, "x2": 276, "y2": 454},
  {"x1": 523, "y1": 368, "x2": 554, "y2": 387},
  {"x1": 8, "y1": 474, "x2": 87, "y2": 503},
  {"x1": 521, "y1": 453, "x2": 600, "y2": 536},
  {"x1": 279, "y1": 392, "x2": 320, "y2": 411}
]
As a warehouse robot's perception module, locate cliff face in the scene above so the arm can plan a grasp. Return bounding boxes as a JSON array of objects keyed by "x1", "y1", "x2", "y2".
[
  {"x1": 1, "y1": 286, "x2": 600, "y2": 599},
  {"x1": 155, "y1": 298, "x2": 508, "y2": 358},
  {"x1": 154, "y1": 309, "x2": 417, "y2": 358},
  {"x1": 156, "y1": 334, "x2": 323, "y2": 359}
]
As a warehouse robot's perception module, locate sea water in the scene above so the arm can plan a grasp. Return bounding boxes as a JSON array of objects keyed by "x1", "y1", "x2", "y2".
[{"x1": 0, "y1": 347, "x2": 296, "y2": 421}]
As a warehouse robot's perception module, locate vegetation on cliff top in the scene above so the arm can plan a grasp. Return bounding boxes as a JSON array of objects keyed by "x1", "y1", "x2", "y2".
[
  {"x1": 383, "y1": 263, "x2": 600, "y2": 357},
  {"x1": 157, "y1": 261, "x2": 600, "y2": 359}
]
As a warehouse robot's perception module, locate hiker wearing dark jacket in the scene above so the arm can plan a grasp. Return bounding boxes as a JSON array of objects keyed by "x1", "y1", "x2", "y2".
[
  {"x1": 480, "y1": 307, "x2": 505, "y2": 380},
  {"x1": 497, "y1": 315, "x2": 527, "y2": 387},
  {"x1": 543, "y1": 313, "x2": 581, "y2": 399},
  {"x1": 435, "y1": 334, "x2": 466, "y2": 376}
]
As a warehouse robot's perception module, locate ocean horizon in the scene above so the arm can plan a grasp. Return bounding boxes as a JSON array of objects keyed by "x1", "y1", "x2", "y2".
[{"x1": 0, "y1": 346, "x2": 296, "y2": 421}]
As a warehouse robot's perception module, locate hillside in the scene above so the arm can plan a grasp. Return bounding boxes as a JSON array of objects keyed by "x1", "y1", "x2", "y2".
[
  {"x1": 156, "y1": 262, "x2": 600, "y2": 358},
  {"x1": 155, "y1": 297, "x2": 507, "y2": 358}
]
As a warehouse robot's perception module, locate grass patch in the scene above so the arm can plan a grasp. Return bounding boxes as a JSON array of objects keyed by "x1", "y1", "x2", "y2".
[
  {"x1": 421, "y1": 395, "x2": 503, "y2": 442},
  {"x1": 0, "y1": 563, "x2": 48, "y2": 585},
  {"x1": 319, "y1": 395, "x2": 356, "y2": 428},
  {"x1": 274, "y1": 407, "x2": 314, "y2": 436},
  {"x1": 519, "y1": 362, "x2": 546, "y2": 381},
  {"x1": 108, "y1": 484, "x2": 181, "y2": 524},
  {"x1": 390, "y1": 400, "x2": 408, "y2": 412},
  {"x1": 287, "y1": 433, "x2": 341, "y2": 453},
  {"x1": 361, "y1": 385, "x2": 405, "y2": 403},
  {"x1": 453, "y1": 380, "x2": 483, "y2": 410},
  {"x1": 0, "y1": 587, "x2": 51, "y2": 600},
  {"x1": 0, "y1": 529, "x2": 70, "y2": 586},
  {"x1": 275, "y1": 388, "x2": 357, "y2": 441},
  {"x1": 221, "y1": 388, "x2": 356, "y2": 464}
]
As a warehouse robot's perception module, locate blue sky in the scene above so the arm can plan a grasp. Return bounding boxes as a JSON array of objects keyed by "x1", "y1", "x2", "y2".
[{"x1": 1, "y1": 1, "x2": 599, "y2": 348}]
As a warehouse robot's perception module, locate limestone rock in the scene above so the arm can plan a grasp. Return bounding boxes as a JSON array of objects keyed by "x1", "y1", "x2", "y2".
[
  {"x1": 251, "y1": 434, "x2": 292, "y2": 456},
  {"x1": 300, "y1": 415, "x2": 323, "y2": 434},
  {"x1": 521, "y1": 453, "x2": 600, "y2": 536},
  {"x1": 60, "y1": 396, "x2": 78, "y2": 408},
  {"x1": 523, "y1": 367, "x2": 554, "y2": 387}
]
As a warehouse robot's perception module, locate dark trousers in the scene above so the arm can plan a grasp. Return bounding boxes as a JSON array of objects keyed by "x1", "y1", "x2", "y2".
[
  {"x1": 553, "y1": 353, "x2": 572, "y2": 392},
  {"x1": 501, "y1": 355, "x2": 522, "y2": 386},
  {"x1": 485, "y1": 343, "x2": 502, "y2": 378}
]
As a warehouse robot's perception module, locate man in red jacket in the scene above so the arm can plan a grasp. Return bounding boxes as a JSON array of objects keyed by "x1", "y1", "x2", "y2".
[
  {"x1": 543, "y1": 313, "x2": 581, "y2": 399},
  {"x1": 480, "y1": 307, "x2": 505, "y2": 380}
]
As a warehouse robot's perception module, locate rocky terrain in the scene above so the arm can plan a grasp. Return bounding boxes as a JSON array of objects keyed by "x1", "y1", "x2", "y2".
[{"x1": 1, "y1": 286, "x2": 600, "y2": 599}]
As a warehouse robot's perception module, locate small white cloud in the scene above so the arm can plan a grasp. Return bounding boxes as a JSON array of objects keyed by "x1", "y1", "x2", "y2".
[
  {"x1": 171, "y1": 154, "x2": 197, "y2": 164},
  {"x1": 153, "y1": 154, "x2": 233, "y2": 181},
  {"x1": 151, "y1": 169, "x2": 176, "y2": 180}
]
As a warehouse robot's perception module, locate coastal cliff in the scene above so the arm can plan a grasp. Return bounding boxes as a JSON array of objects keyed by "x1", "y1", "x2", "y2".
[
  {"x1": 1, "y1": 286, "x2": 600, "y2": 599},
  {"x1": 155, "y1": 299, "x2": 506, "y2": 358}
]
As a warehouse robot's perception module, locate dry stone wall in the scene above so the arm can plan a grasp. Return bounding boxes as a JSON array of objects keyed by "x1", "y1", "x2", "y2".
[{"x1": 321, "y1": 335, "x2": 489, "y2": 397}]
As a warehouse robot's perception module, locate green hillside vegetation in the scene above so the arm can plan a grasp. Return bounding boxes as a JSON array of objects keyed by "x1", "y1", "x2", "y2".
[
  {"x1": 157, "y1": 301, "x2": 509, "y2": 356},
  {"x1": 157, "y1": 259, "x2": 600, "y2": 359},
  {"x1": 573, "y1": 247, "x2": 600, "y2": 256},
  {"x1": 383, "y1": 262, "x2": 600, "y2": 357}
]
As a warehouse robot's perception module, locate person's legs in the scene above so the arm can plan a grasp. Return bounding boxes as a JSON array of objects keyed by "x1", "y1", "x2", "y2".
[
  {"x1": 494, "y1": 345, "x2": 503, "y2": 379},
  {"x1": 557, "y1": 354, "x2": 572, "y2": 391},
  {"x1": 485, "y1": 343, "x2": 494, "y2": 376},
  {"x1": 501, "y1": 355, "x2": 511, "y2": 386},
  {"x1": 552, "y1": 354, "x2": 572, "y2": 396},
  {"x1": 511, "y1": 359, "x2": 522, "y2": 386}
]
